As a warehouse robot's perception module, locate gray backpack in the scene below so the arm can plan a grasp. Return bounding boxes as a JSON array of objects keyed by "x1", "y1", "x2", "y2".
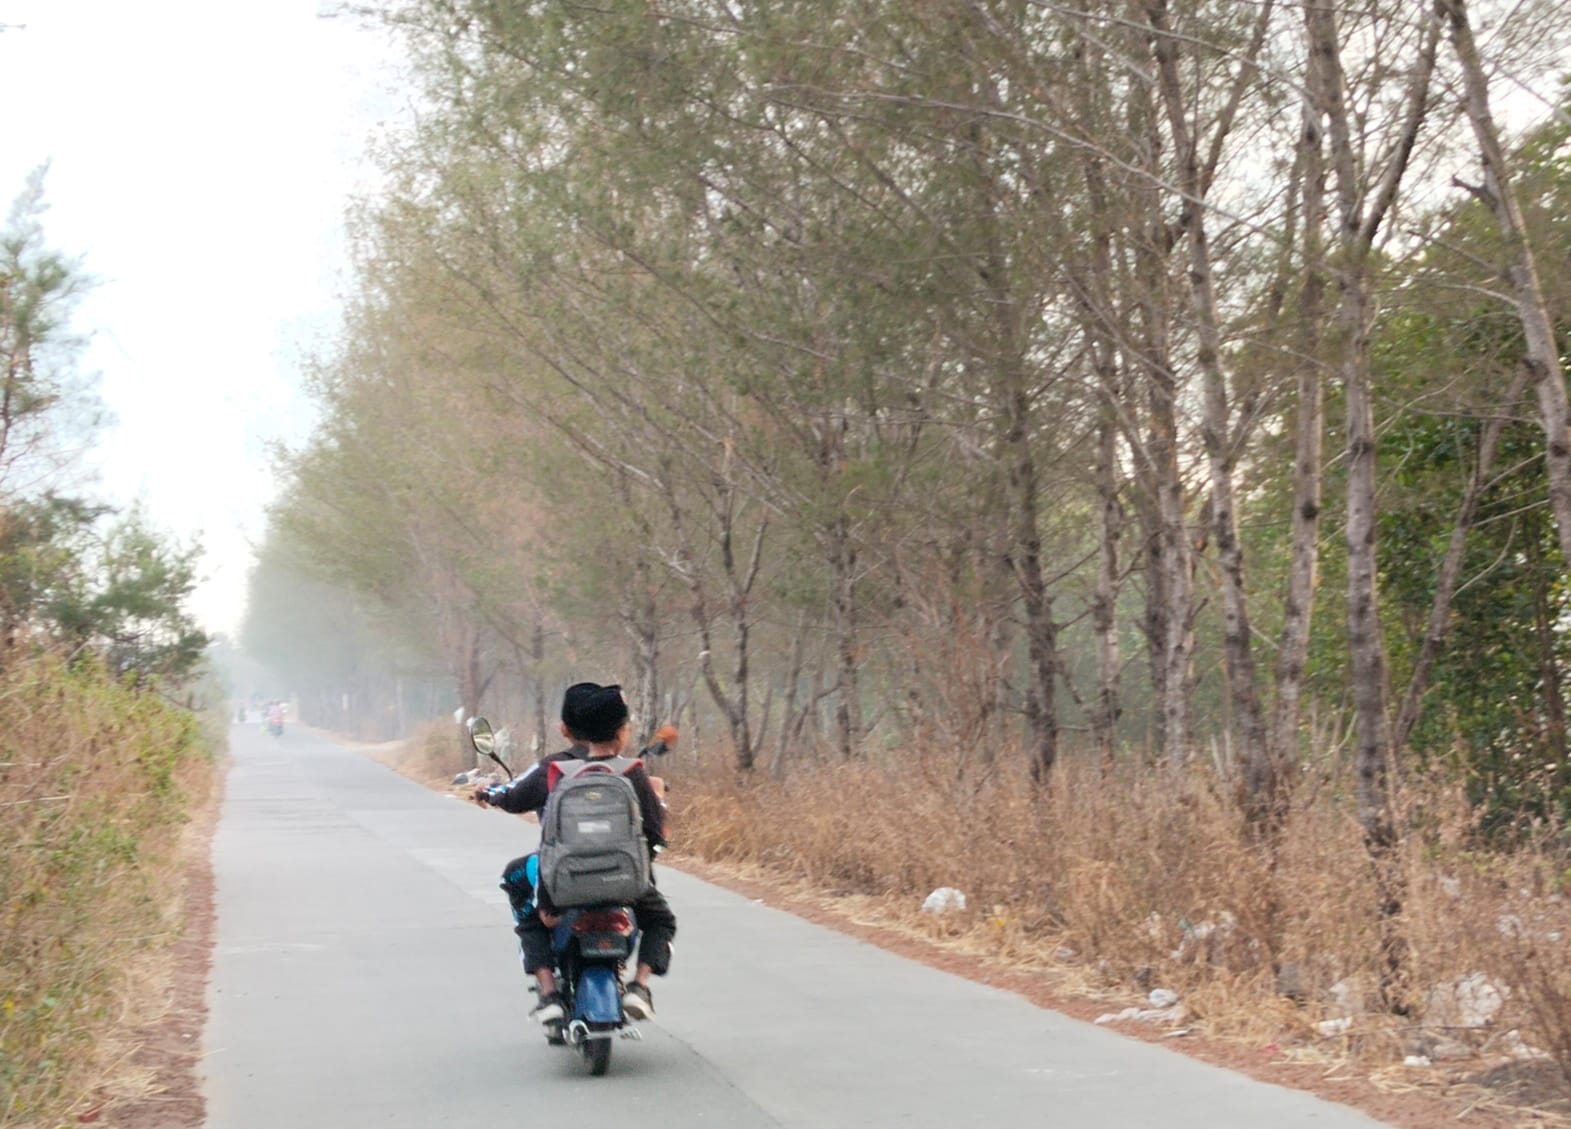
[{"x1": 538, "y1": 757, "x2": 651, "y2": 908}]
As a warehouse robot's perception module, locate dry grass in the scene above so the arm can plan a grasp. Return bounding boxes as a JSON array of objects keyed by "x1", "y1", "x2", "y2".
[
  {"x1": 661, "y1": 747, "x2": 1571, "y2": 1114},
  {"x1": 366, "y1": 720, "x2": 473, "y2": 785},
  {"x1": 0, "y1": 654, "x2": 217, "y2": 1128}
]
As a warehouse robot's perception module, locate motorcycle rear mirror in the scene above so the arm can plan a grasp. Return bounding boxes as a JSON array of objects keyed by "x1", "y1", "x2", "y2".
[{"x1": 466, "y1": 716, "x2": 496, "y2": 756}]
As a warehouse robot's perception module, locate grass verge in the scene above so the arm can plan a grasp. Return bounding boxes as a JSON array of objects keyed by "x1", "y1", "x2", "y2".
[{"x1": 0, "y1": 656, "x2": 219, "y2": 1129}]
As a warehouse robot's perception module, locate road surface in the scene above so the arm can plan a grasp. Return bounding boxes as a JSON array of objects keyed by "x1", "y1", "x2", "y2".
[{"x1": 203, "y1": 723, "x2": 1387, "y2": 1127}]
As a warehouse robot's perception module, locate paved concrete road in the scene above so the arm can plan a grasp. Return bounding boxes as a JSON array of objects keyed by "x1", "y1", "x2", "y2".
[{"x1": 203, "y1": 723, "x2": 1387, "y2": 1128}]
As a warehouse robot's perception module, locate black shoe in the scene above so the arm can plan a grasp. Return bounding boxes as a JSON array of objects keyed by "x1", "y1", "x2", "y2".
[
  {"x1": 531, "y1": 992, "x2": 565, "y2": 1024},
  {"x1": 622, "y1": 981, "x2": 654, "y2": 1021}
]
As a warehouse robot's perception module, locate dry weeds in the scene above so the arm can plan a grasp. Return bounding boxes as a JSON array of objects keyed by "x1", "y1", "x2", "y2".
[{"x1": 659, "y1": 747, "x2": 1571, "y2": 1121}]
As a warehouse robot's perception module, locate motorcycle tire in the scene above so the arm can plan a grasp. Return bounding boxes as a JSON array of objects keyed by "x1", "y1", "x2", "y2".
[{"x1": 587, "y1": 1036, "x2": 611, "y2": 1076}]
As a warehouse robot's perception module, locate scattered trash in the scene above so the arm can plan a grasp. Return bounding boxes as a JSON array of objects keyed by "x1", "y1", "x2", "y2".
[
  {"x1": 1403, "y1": 1054, "x2": 1432, "y2": 1068},
  {"x1": 1316, "y1": 1017, "x2": 1354, "y2": 1038},
  {"x1": 1094, "y1": 1003, "x2": 1188, "y2": 1027},
  {"x1": 1170, "y1": 912, "x2": 1238, "y2": 963},
  {"x1": 921, "y1": 887, "x2": 967, "y2": 914}
]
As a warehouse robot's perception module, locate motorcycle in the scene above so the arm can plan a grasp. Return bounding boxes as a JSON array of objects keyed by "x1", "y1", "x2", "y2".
[{"x1": 467, "y1": 715, "x2": 672, "y2": 1076}]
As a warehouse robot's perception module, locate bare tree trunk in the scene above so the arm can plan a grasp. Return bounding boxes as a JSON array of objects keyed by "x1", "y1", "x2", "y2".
[
  {"x1": 1092, "y1": 390, "x2": 1124, "y2": 765},
  {"x1": 1148, "y1": 0, "x2": 1270, "y2": 805},
  {"x1": 770, "y1": 610, "x2": 813, "y2": 778},
  {"x1": 1440, "y1": 0, "x2": 1571, "y2": 568},
  {"x1": 455, "y1": 622, "x2": 490, "y2": 773},
  {"x1": 970, "y1": 124, "x2": 1060, "y2": 778},
  {"x1": 629, "y1": 555, "x2": 660, "y2": 743},
  {"x1": 1343, "y1": 282, "x2": 1394, "y2": 845},
  {"x1": 662, "y1": 463, "x2": 762, "y2": 772},
  {"x1": 825, "y1": 509, "x2": 863, "y2": 759},
  {"x1": 1526, "y1": 529, "x2": 1569, "y2": 759},
  {"x1": 530, "y1": 616, "x2": 548, "y2": 754},
  {"x1": 1006, "y1": 382, "x2": 1061, "y2": 782},
  {"x1": 1311, "y1": 0, "x2": 1439, "y2": 1012},
  {"x1": 1125, "y1": 69, "x2": 1193, "y2": 765},
  {"x1": 1313, "y1": 0, "x2": 1437, "y2": 850},
  {"x1": 1070, "y1": 61, "x2": 1127, "y2": 766},
  {"x1": 1274, "y1": 90, "x2": 1328, "y2": 780}
]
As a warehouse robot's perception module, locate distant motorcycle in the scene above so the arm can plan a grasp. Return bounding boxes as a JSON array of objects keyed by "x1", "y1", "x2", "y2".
[
  {"x1": 467, "y1": 716, "x2": 672, "y2": 1075},
  {"x1": 265, "y1": 705, "x2": 285, "y2": 738}
]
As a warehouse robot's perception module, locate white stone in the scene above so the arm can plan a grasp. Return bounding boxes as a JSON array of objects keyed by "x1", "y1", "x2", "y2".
[
  {"x1": 1148, "y1": 988, "x2": 1179, "y2": 1009},
  {"x1": 1316, "y1": 1017, "x2": 1354, "y2": 1037},
  {"x1": 1454, "y1": 973, "x2": 1507, "y2": 1028},
  {"x1": 1425, "y1": 972, "x2": 1507, "y2": 1031}
]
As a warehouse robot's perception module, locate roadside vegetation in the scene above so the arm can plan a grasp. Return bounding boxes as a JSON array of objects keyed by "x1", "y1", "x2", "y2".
[
  {"x1": 669, "y1": 753, "x2": 1571, "y2": 1109},
  {"x1": 0, "y1": 171, "x2": 220, "y2": 1128},
  {"x1": 249, "y1": 0, "x2": 1571, "y2": 1116}
]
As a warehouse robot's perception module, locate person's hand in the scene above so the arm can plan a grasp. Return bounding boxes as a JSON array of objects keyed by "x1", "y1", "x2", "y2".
[
  {"x1": 471, "y1": 785, "x2": 491, "y2": 806},
  {"x1": 539, "y1": 908, "x2": 560, "y2": 927},
  {"x1": 654, "y1": 724, "x2": 678, "y2": 750},
  {"x1": 649, "y1": 775, "x2": 666, "y2": 802}
]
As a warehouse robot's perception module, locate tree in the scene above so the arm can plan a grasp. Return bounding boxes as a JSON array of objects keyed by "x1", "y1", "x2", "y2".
[{"x1": 0, "y1": 168, "x2": 99, "y2": 496}]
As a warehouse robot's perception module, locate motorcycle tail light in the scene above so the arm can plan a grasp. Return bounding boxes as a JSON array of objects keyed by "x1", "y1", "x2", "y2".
[{"x1": 572, "y1": 910, "x2": 634, "y2": 935}]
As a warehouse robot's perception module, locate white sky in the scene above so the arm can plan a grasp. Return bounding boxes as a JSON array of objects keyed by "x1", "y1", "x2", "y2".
[{"x1": 0, "y1": 1, "x2": 406, "y2": 637}]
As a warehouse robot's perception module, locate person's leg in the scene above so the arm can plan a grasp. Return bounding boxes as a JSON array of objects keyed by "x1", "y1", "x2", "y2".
[
  {"x1": 502, "y1": 859, "x2": 562, "y2": 1022},
  {"x1": 624, "y1": 887, "x2": 675, "y2": 1019},
  {"x1": 515, "y1": 913, "x2": 562, "y2": 1019},
  {"x1": 500, "y1": 855, "x2": 553, "y2": 993}
]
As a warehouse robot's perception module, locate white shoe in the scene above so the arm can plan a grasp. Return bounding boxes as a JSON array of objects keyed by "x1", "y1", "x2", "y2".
[
  {"x1": 622, "y1": 982, "x2": 654, "y2": 1021},
  {"x1": 531, "y1": 994, "x2": 564, "y2": 1024}
]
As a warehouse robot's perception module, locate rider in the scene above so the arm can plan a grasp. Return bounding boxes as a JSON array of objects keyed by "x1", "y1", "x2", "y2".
[{"x1": 474, "y1": 683, "x2": 676, "y2": 1025}]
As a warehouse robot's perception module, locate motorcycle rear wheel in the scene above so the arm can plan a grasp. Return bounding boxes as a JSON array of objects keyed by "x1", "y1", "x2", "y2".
[{"x1": 587, "y1": 1036, "x2": 611, "y2": 1075}]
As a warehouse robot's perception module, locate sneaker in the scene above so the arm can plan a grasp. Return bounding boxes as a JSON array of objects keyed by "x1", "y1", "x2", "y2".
[
  {"x1": 622, "y1": 981, "x2": 655, "y2": 1021},
  {"x1": 531, "y1": 993, "x2": 564, "y2": 1024}
]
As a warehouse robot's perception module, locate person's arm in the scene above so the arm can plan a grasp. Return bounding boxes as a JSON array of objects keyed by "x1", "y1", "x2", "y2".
[
  {"x1": 626, "y1": 763, "x2": 666, "y2": 850},
  {"x1": 487, "y1": 760, "x2": 550, "y2": 814}
]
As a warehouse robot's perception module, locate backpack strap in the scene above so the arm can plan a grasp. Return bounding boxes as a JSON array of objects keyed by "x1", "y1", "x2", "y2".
[{"x1": 547, "y1": 756, "x2": 641, "y2": 788}]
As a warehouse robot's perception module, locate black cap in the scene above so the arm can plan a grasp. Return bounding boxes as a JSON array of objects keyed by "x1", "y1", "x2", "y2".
[{"x1": 561, "y1": 682, "x2": 629, "y2": 743}]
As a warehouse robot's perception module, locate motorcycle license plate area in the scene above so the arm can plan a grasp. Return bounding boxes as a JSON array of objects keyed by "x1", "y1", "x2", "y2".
[{"x1": 573, "y1": 965, "x2": 623, "y2": 1023}]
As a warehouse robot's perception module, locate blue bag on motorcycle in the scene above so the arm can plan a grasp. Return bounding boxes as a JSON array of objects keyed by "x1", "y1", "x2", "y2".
[{"x1": 538, "y1": 758, "x2": 652, "y2": 908}]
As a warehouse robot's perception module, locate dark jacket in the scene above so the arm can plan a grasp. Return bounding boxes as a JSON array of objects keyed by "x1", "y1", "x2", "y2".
[{"x1": 491, "y1": 745, "x2": 666, "y2": 853}]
